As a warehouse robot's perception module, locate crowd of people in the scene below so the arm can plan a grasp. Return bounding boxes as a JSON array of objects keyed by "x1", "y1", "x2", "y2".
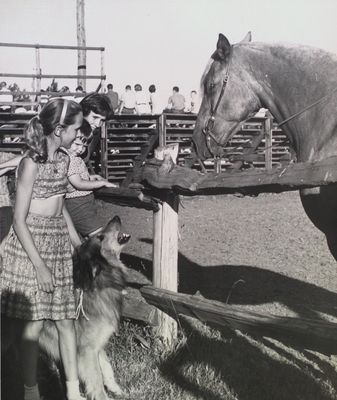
[
  {"x1": 0, "y1": 94, "x2": 117, "y2": 400},
  {"x1": 0, "y1": 80, "x2": 201, "y2": 115}
]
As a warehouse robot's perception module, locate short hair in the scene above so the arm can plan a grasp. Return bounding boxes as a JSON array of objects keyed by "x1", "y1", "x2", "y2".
[
  {"x1": 80, "y1": 92, "x2": 112, "y2": 118},
  {"x1": 76, "y1": 85, "x2": 84, "y2": 92},
  {"x1": 125, "y1": 85, "x2": 131, "y2": 90},
  {"x1": 173, "y1": 86, "x2": 179, "y2": 92},
  {"x1": 134, "y1": 84, "x2": 142, "y2": 91},
  {"x1": 191, "y1": 90, "x2": 197, "y2": 95},
  {"x1": 149, "y1": 84, "x2": 156, "y2": 93},
  {"x1": 107, "y1": 83, "x2": 113, "y2": 90},
  {"x1": 79, "y1": 119, "x2": 92, "y2": 138}
]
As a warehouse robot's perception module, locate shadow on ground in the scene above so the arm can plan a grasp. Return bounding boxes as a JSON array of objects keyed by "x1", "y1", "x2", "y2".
[
  {"x1": 159, "y1": 317, "x2": 337, "y2": 400},
  {"x1": 123, "y1": 238, "x2": 337, "y2": 322}
]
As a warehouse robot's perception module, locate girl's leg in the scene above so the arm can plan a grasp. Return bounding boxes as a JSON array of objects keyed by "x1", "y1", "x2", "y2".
[
  {"x1": 21, "y1": 320, "x2": 44, "y2": 400},
  {"x1": 55, "y1": 319, "x2": 85, "y2": 400}
]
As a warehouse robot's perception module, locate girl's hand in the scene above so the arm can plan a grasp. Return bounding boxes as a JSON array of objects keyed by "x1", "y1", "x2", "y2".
[{"x1": 35, "y1": 262, "x2": 55, "y2": 293}]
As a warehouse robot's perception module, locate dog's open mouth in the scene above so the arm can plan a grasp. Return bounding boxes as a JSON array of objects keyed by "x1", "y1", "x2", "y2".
[{"x1": 117, "y1": 232, "x2": 131, "y2": 245}]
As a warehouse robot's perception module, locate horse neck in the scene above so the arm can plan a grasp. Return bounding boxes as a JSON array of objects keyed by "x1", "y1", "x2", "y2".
[{"x1": 242, "y1": 43, "x2": 337, "y2": 161}]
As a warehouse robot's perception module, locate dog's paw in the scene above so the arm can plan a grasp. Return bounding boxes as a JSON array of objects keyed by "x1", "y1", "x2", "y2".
[{"x1": 106, "y1": 382, "x2": 124, "y2": 397}]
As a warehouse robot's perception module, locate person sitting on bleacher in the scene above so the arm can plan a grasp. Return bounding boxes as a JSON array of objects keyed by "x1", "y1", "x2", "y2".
[
  {"x1": 134, "y1": 84, "x2": 150, "y2": 114},
  {"x1": 164, "y1": 86, "x2": 185, "y2": 114},
  {"x1": 119, "y1": 85, "x2": 137, "y2": 115},
  {"x1": 0, "y1": 82, "x2": 13, "y2": 112}
]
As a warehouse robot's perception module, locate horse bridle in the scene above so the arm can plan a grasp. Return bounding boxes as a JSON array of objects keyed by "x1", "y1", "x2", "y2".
[{"x1": 202, "y1": 47, "x2": 233, "y2": 158}]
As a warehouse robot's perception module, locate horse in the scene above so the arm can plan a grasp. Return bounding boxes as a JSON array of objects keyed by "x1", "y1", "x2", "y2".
[{"x1": 192, "y1": 32, "x2": 337, "y2": 261}]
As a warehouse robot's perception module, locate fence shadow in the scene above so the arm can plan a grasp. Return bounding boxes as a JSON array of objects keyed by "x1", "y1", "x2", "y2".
[
  {"x1": 159, "y1": 317, "x2": 337, "y2": 400},
  {"x1": 123, "y1": 238, "x2": 337, "y2": 323}
]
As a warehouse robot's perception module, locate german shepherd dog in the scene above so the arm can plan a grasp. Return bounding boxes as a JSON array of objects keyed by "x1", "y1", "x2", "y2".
[{"x1": 2, "y1": 216, "x2": 130, "y2": 400}]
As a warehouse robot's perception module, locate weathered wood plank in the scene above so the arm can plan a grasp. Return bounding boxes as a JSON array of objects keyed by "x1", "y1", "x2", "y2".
[
  {"x1": 122, "y1": 293, "x2": 158, "y2": 326},
  {"x1": 96, "y1": 187, "x2": 158, "y2": 211},
  {"x1": 135, "y1": 156, "x2": 337, "y2": 195},
  {"x1": 152, "y1": 193, "x2": 179, "y2": 343},
  {"x1": 140, "y1": 286, "x2": 337, "y2": 354}
]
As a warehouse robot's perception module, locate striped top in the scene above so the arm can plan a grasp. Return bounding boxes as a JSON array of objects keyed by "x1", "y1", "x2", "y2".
[{"x1": 30, "y1": 152, "x2": 69, "y2": 199}]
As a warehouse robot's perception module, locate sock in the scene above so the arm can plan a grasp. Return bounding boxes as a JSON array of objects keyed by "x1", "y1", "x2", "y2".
[
  {"x1": 24, "y1": 384, "x2": 40, "y2": 400},
  {"x1": 66, "y1": 380, "x2": 83, "y2": 399}
]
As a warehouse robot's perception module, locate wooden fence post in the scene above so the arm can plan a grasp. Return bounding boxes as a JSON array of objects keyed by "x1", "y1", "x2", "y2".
[
  {"x1": 35, "y1": 46, "x2": 41, "y2": 109},
  {"x1": 152, "y1": 191, "x2": 179, "y2": 343},
  {"x1": 264, "y1": 112, "x2": 273, "y2": 170}
]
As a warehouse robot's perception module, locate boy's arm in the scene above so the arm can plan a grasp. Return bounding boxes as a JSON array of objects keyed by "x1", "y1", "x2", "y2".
[{"x1": 68, "y1": 173, "x2": 116, "y2": 190}]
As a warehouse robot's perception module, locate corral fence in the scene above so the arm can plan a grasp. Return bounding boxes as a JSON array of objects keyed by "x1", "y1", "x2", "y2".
[
  {"x1": 101, "y1": 112, "x2": 291, "y2": 183},
  {"x1": 0, "y1": 111, "x2": 290, "y2": 180}
]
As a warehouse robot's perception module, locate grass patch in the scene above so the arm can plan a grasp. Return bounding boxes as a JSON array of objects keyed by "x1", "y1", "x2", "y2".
[
  {"x1": 104, "y1": 317, "x2": 337, "y2": 400},
  {"x1": 3, "y1": 316, "x2": 337, "y2": 399}
]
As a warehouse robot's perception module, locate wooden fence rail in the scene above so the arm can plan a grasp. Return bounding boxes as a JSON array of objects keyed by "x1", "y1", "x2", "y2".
[{"x1": 140, "y1": 286, "x2": 337, "y2": 354}]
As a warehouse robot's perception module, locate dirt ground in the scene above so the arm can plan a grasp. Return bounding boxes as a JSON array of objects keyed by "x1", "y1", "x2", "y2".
[
  {"x1": 98, "y1": 190, "x2": 337, "y2": 323},
  {"x1": 3, "y1": 190, "x2": 337, "y2": 400}
]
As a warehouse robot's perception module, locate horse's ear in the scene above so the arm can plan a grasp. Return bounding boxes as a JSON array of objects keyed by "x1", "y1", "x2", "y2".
[
  {"x1": 240, "y1": 31, "x2": 252, "y2": 43},
  {"x1": 212, "y1": 33, "x2": 231, "y2": 61}
]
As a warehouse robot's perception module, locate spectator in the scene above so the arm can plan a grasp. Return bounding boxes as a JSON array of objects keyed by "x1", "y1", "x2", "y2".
[
  {"x1": 186, "y1": 90, "x2": 200, "y2": 114},
  {"x1": 119, "y1": 85, "x2": 136, "y2": 114},
  {"x1": 134, "y1": 84, "x2": 150, "y2": 114},
  {"x1": 74, "y1": 85, "x2": 85, "y2": 103},
  {"x1": 148, "y1": 84, "x2": 161, "y2": 115},
  {"x1": 0, "y1": 81, "x2": 13, "y2": 112},
  {"x1": 39, "y1": 89, "x2": 50, "y2": 109},
  {"x1": 165, "y1": 86, "x2": 185, "y2": 113},
  {"x1": 60, "y1": 86, "x2": 74, "y2": 100},
  {"x1": 65, "y1": 120, "x2": 117, "y2": 237},
  {"x1": 106, "y1": 83, "x2": 119, "y2": 113}
]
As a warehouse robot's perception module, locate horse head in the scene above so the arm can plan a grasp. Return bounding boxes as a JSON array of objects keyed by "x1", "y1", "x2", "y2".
[
  {"x1": 194, "y1": 33, "x2": 337, "y2": 163},
  {"x1": 193, "y1": 33, "x2": 262, "y2": 160}
]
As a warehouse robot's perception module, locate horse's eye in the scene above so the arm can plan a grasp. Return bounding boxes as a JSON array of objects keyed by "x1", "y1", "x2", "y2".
[
  {"x1": 209, "y1": 82, "x2": 216, "y2": 91},
  {"x1": 97, "y1": 234, "x2": 104, "y2": 241}
]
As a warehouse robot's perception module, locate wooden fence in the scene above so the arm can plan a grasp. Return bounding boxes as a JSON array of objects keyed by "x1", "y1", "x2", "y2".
[
  {"x1": 0, "y1": 111, "x2": 290, "y2": 179},
  {"x1": 100, "y1": 112, "x2": 290, "y2": 184},
  {"x1": 0, "y1": 42, "x2": 106, "y2": 98}
]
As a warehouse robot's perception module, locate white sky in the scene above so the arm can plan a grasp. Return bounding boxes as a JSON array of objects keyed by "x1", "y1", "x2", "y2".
[{"x1": 1, "y1": 0, "x2": 337, "y2": 108}]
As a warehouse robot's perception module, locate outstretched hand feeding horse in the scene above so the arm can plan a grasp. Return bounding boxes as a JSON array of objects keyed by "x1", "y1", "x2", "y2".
[{"x1": 192, "y1": 32, "x2": 337, "y2": 260}]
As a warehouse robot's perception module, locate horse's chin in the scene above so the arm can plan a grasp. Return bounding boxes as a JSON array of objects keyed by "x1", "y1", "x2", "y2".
[{"x1": 193, "y1": 140, "x2": 213, "y2": 160}]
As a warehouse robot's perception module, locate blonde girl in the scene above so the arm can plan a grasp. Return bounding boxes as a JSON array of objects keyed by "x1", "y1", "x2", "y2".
[{"x1": 0, "y1": 98, "x2": 85, "y2": 400}]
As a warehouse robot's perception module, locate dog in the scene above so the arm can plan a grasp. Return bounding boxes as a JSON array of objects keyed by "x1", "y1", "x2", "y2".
[{"x1": 2, "y1": 216, "x2": 130, "y2": 400}]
